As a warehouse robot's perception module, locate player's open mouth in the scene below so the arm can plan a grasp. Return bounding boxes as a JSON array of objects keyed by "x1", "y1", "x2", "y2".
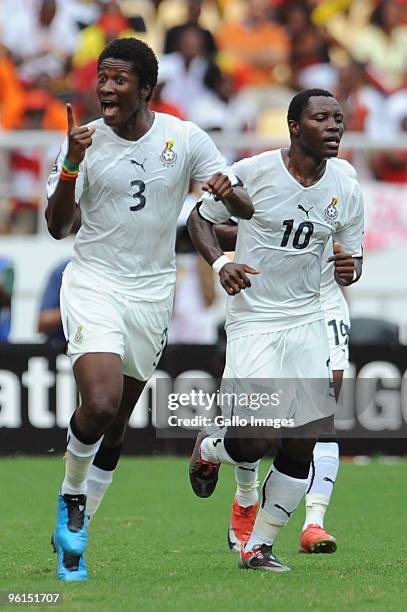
[
  {"x1": 324, "y1": 138, "x2": 339, "y2": 151},
  {"x1": 324, "y1": 138, "x2": 339, "y2": 146},
  {"x1": 101, "y1": 101, "x2": 120, "y2": 118}
]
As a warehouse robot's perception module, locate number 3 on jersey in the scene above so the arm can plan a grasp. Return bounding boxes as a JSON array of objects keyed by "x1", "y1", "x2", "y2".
[
  {"x1": 280, "y1": 219, "x2": 314, "y2": 249},
  {"x1": 130, "y1": 179, "x2": 146, "y2": 211}
]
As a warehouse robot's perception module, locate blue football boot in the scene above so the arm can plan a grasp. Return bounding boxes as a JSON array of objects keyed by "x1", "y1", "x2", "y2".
[
  {"x1": 51, "y1": 533, "x2": 88, "y2": 582},
  {"x1": 54, "y1": 494, "x2": 88, "y2": 555}
]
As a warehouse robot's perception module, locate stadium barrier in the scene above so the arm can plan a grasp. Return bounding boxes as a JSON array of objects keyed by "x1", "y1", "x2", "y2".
[{"x1": 0, "y1": 343, "x2": 406, "y2": 456}]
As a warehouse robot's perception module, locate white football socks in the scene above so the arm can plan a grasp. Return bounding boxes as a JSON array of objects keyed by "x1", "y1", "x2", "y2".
[
  {"x1": 86, "y1": 465, "x2": 114, "y2": 520},
  {"x1": 61, "y1": 423, "x2": 102, "y2": 496},
  {"x1": 246, "y1": 466, "x2": 308, "y2": 549},
  {"x1": 234, "y1": 461, "x2": 260, "y2": 507},
  {"x1": 303, "y1": 441, "x2": 339, "y2": 529},
  {"x1": 200, "y1": 435, "x2": 238, "y2": 465}
]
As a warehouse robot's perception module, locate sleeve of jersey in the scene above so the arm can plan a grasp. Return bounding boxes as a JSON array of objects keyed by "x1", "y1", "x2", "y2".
[
  {"x1": 334, "y1": 182, "x2": 364, "y2": 257},
  {"x1": 198, "y1": 191, "x2": 231, "y2": 224},
  {"x1": 197, "y1": 157, "x2": 252, "y2": 224},
  {"x1": 187, "y1": 122, "x2": 237, "y2": 183},
  {"x1": 46, "y1": 137, "x2": 85, "y2": 203}
]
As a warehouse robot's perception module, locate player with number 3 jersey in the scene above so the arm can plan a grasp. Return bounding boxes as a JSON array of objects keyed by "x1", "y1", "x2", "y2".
[{"x1": 45, "y1": 37, "x2": 253, "y2": 582}]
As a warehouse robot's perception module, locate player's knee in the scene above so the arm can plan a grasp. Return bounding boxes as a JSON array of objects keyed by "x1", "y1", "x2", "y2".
[
  {"x1": 238, "y1": 437, "x2": 273, "y2": 462},
  {"x1": 280, "y1": 437, "x2": 317, "y2": 464},
  {"x1": 83, "y1": 393, "x2": 121, "y2": 428}
]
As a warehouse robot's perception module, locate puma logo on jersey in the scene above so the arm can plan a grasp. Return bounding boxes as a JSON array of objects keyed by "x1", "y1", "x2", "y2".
[
  {"x1": 297, "y1": 204, "x2": 313, "y2": 218},
  {"x1": 131, "y1": 158, "x2": 147, "y2": 172}
]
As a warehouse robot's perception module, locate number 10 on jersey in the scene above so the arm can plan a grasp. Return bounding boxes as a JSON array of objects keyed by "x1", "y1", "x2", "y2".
[{"x1": 280, "y1": 219, "x2": 314, "y2": 249}]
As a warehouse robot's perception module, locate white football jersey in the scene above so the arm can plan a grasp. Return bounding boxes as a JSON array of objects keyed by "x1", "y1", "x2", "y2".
[
  {"x1": 199, "y1": 149, "x2": 364, "y2": 339},
  {"x1": 47, "y1": 112, "x2": 235, "y2": 301}
]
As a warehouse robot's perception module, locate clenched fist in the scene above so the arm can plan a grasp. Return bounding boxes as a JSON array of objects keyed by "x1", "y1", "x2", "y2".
[
  {"x1": 327, "y1": 241, "x2": 355, "y2": 284},
  {"x1": 219, "y1": 262, "x2": 259, "y2": 295},
  {"x1": 202, "y1": 173, "x2": 234, "y2": 201}
]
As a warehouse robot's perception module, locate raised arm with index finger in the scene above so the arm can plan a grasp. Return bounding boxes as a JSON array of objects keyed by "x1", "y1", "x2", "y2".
[{"x1": 45, "y1": 104, "x2": 95, "y2": 239}]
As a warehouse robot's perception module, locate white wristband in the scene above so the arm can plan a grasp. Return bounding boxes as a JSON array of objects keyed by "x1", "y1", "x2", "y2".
[{"x1": 212, "y1": 255, "x2": 230, "y2": 274}]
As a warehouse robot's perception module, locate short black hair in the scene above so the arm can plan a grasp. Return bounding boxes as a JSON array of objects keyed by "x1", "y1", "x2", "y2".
[
  {"x1": 98, "y1": 38, "x2": 158, "y2": 101},
  {"x1": 287, "y1": 88, "x2": 335, "y2": 123}
]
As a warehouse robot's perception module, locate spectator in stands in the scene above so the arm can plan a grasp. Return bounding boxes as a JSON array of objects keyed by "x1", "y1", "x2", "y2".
[
  {"x1": 119, "y1": 0, "x2": 162, "y2": 52},
  {"x1": 188, "y1": 61, "x2": 256, "y2": 137},
  {"x1": 349, "y1": 0, "x2": 407, "y2": 95},
  {"x1": 8, "y1": 73, "x2": 67, "y2": 233},
  {"x1": 150, "y1": 58, "x2": 185, "y2": 119},
  {"x1": 0, "y1": 255, "x2": 14, "y2": 341},
  {"x1": 370, "y1": 87, "x2": 407, "y2": 183},
  {"x1": 334, "y1": 61, "x2": 383, "y2": 137},
  {"x1": 16, "y1": 73, "x2": 67, "y2": 131},
  {"x1": 70, "y1": 58, "x2": 100, "y2": 124},
  {"x1": 61, "y1": 0, "x2": 102, "y2": 30},
  {"x1": 160, "y1": 25, "x2": 210, "y2": 117},
  {"x1": 0, "y1": 46, "x2": 24, "y2": 129},
  {"x1": 38, "y1": 257, "x2": 70, "y2": 346},
  {"x1": 163, "y1": 0, "x2": 217, "y2": 58},
  {"x1": 1, "y1": 0, "x2": 79, "y2": 82},
  {"x1": 317, "y1": 0, "x2": 373, "y2": 49},
  {"x1": 188, "y1": 61, "x2": 234, "y2": 130},
  {"x1": 279, "y1": 3, "x2": 335, "y2": 92},
  {"x1": 216, "y1": 0, "x2": 290, "y2": 91},
  {"x1": 385, "y1": 87, "x2": 407, "y2": 136},
  {"x1": 72, "y1": 0, "x2": 147, "y2": 69},
  {"x1": 157, "y1": 0, "x2": 222, "y2": 46}
]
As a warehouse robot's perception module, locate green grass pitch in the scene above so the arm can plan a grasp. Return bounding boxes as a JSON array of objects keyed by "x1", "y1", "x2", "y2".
[{"x1": 1, "y1": 456, "x2": 407, "y2": 611}]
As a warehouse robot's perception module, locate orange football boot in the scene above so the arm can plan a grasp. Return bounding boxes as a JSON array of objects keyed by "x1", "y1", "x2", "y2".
[
  {"x1": 299, "y1": 523, "x2": 337, "y2": 554},
  {"x1": 227, "y1": 498, "x2": 258, "y2": 552}
]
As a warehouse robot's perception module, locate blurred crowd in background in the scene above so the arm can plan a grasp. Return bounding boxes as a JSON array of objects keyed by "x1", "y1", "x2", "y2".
[{"x1": 0, "y1": 0, "x2": 406, "y2": 344}]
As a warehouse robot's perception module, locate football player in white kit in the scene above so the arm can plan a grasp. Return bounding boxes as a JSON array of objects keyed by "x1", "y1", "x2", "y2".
[
  {"x1": 224, "y1": 159, "x2": 358, "y2": 555},
  {"x1": 45, "y1": 38, "x2": 253, "y2": 582},
  {"x1": 187, "y1": 89, "x2": 363, "y2": 572},
  {"x1": 211, "y1": 226, "x2": 352, "y2": 555}
]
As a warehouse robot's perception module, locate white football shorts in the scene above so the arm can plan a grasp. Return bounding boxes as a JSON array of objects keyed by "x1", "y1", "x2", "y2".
[
  {"x1": 322, "y1": 290, "x2": 350, "y2": 371},
  {"x1": 60, "y1": 264, "x2": 173, "y2": 381},
  {"x1": 220, "y1": 319, "x2": 336, "y2": 429}
]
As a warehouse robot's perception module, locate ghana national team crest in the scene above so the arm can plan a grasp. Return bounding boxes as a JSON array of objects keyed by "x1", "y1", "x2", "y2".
[
  {"x1": 160, "y1": 139, "x2": 177, "y2": 166},
  {"x1": 324, "y1": 197, "x2": 339, "y2": 221}
]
